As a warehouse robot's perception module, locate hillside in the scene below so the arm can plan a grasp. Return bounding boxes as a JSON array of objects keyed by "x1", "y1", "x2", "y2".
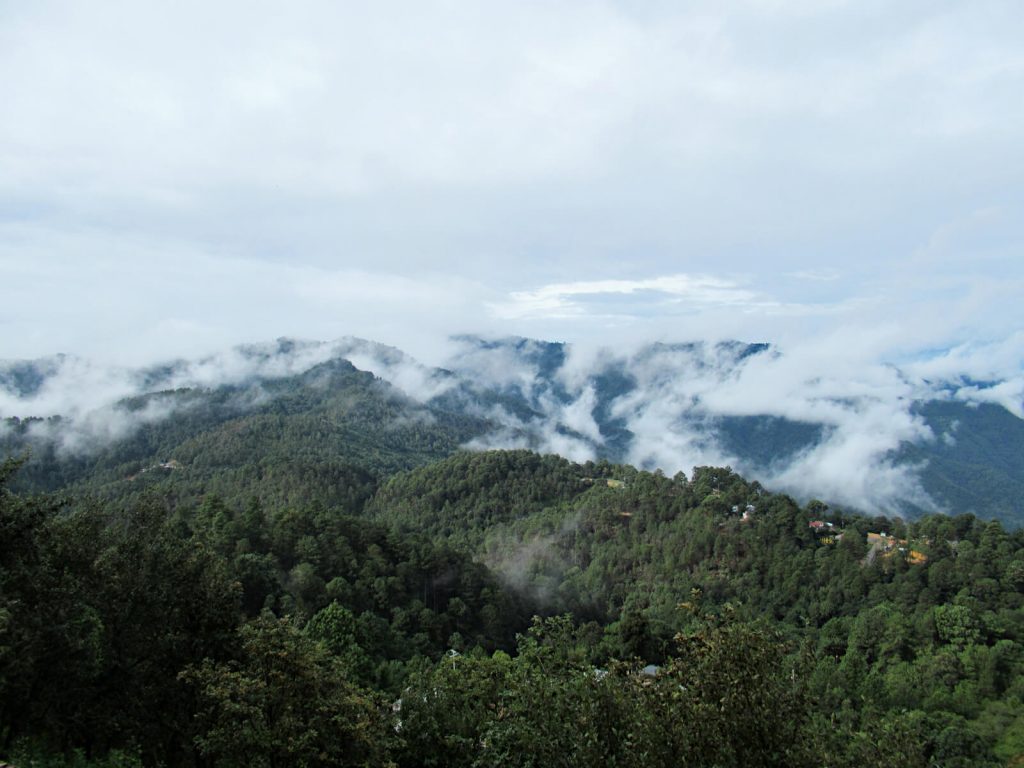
[
  {"x1": 3, "y1": 445, "x2": 1024, "y2": 765},
  {"x1": 3, "y1": 337, "x2": 1024, "y2": 762},
  {"x1": 1, "y1": 356, "x2": 489, "y2": 512},
  {"x1": 6, "y1": 335, "x2": 1022, "y2": 527}
]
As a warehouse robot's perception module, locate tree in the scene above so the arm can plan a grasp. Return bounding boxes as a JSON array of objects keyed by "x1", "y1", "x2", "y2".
[
  {"x1": 660, "y1": 616, "x2": 818, "y2": 768},
  {"x1": 305, "y1": 602, "x2": 373, "y2": 684},
  {"x1": 182, "y1": 615, "x2": 393, "y2": 767}
]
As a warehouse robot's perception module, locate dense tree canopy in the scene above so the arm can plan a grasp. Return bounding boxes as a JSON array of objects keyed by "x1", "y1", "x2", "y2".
[{"x1": 2, "y1": 448, "x2": 1023, "y2": 766}]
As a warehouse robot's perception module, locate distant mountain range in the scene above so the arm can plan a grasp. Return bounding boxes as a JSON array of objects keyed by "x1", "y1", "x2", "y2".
[{"x1": 2, "y1": 335, "x2": 1023, "y2": 527}]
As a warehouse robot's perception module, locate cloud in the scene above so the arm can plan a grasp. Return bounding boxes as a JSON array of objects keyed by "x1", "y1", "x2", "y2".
[
  {"x1": 445, "y1": 337, "x2": 553, "y2": 394},
  {"x1": 954, "y1": 380, "x2": 1024, "y2": 419},
  {"x1": 646, "y1": 343, "x2": 937, "y2": 511},
  {"x1": 553, "y1": 384, "x2": 602, "y2": 444},
  {"x1": 16, "y1": 391, "x2": 197, "y2": 458},
  {"x1": 490, "y1": 274, "x2": 761, "y2": 321},
  {"x1": 0, "y1": 225, "x2": 494, "y2": 366},
  {"x1": 0, "y1": 336, "x2": 416, "y2": 454},
  {"x1": 786, "y1": 269, "x2": 842, "y2": 282},
  {"x1": 3, "y1": 325, "x2": 1023, "y2": 514},
  {"x1": 459, "y1": 397, "x2": 598, "y2": 466},
  {"x1": 2, "y1": 1, "x2": 1022, "y2": 367},
  {"x1": 459, "y1": 334, "x2": 998, "y2": 514},
  {"x1": 331, "y1": 338, "x2": 457, "y2": 403},
  {"x1": 0, "y1": 355, "x2": 146, "y2": 419},
  {"x1": 903, "y1": 332, "x2": 1024, "y2": 383},
  {"x1": 900, "y1": 333, "x2": 1024, "y2": 417}
]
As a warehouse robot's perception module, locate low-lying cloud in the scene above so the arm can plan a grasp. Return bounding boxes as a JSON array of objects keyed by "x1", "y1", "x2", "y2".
[
  {"x1": 3, "y1": 330, "x2": 1023, "y2": 516},
  {"x1": 23, "y1": 393, "x2": 195, "y2": 457},
  {"x1": 0, "y1": 336, "x2": 442, "y2": 456},
  {"x1": 454, "y1": 334, "x2": 1022, "y2": 515}
]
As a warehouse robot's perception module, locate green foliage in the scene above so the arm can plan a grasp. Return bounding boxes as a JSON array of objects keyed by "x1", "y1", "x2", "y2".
[
  {"x1": 365, "y1": 450, "x2": 592, "y2": 549},
  {"x1": 182, "y1": 615, "x2": 394, "y2": 767},
  {"x1": 306, "y1": 602, "x2": 374, "y2": 683},
  {"x1": 181, "y1": 492, "x2": 530, "y2": 682},
  {"x1": 367, "y1": 450, "x2": 1024, "y2": 765},
  {"x1": 397, "y1": 614, "x2": 817, "y2": 768},
  {"x1": 899, "y1": 400, "x2": 1024, "y2": 526},
  {"x1": 4, "y1": 447, "x2": 1024, "y2": 766},
  {"x1": 0, "y1": 464, "x2": 240, "y2": 763},
  {"x1": 6, "y1": 742, "x2": 143, "y2": 767}
]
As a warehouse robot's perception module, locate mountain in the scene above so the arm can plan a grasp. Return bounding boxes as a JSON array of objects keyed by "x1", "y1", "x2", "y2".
[
  {"x1": 3, "y1": 334, "x2": 1024, "y2": 526},
  {"x1": 4, "y1": 440, "x2": 1024, "y2": 765},
  {"x1": 0, "y1": 353, "x2": 487, "y2": 511},
  {"x1": 438, "y1": 336, "x2": 1024, "y2": 526},
  {"x1": 4, "y1": 339, "x2": 1024, "y2": 765},
  {"x1": 899, "y1": 400, "x2": 1024, "y2": 519}
]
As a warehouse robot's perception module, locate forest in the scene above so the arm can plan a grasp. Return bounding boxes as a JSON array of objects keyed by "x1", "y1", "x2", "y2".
[{"x1": 2, "y1": 444, "x2": 1024, "y2": 766}]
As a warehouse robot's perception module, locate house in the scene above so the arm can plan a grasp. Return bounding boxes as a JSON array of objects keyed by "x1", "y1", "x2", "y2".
[
  {"x1": 810, "y1": 520, "x2": 841, "y2": 544},
  {"x1": 867, "y1": 532, "x2": 895, "y2": 549},
  {"x1": 732, "y1": 504, "x2": 756, "y2": 520},
  {"x1": 866, "y1": 532, "x2": 928, "y2": 564}
]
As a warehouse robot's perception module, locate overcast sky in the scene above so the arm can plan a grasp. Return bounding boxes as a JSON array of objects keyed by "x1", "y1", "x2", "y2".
[{"x1": 2, "y1": 0, "x2": 1022, "y2": 369}]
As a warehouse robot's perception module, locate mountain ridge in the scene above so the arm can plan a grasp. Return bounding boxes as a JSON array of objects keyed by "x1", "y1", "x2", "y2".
[{"x1": 3, "y1": 334, "x2": 1023, "y2": 526}]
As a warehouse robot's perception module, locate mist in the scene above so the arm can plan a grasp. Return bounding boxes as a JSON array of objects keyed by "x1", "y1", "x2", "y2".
[
  {"x1": 450, "y1": 333, "x2": 1022, "y2": 514},
  {"x1": 3, "y1": 327, "x2": 1023, "y2": 515}
]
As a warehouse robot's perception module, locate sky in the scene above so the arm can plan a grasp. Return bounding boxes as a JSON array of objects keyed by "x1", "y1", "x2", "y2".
[{"x1": 2, "y1": 0, "x2": 1023, "y2": 371}]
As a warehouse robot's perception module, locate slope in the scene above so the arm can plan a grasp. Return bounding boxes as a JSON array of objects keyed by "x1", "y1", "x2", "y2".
[{"x1": 1, "y1": 357, "x2": 490, "y2": 512}]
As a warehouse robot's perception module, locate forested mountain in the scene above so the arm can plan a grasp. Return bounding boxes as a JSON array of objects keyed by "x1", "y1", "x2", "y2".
[
  {"x1": 3, "y1": 335, "x2": 1023, "y2": 527},
  {"x1": 3, "y1": 335, "x2": 1024, "y2": 764},
  {"x1": 440, "y1": 336, "x2": 1024, "y2": 527},
  {"x1": 3, "y1": 440, "x2": 1024, "y2": 765},
  {"x1": 899, "y1": 401, "x2": 1024, "y2": 521},
  {"x1": 1, "y1": 355, "x2": 486, "y2": 512}
]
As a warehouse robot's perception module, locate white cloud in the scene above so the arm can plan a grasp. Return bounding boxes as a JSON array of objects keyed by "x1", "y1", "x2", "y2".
[
  {"x1": 552, "y1": 384, "x2": 603, "y2": 444},
  {"x1": 334, "y1": 339, "x2": 457, "y2": 403},
  {"x1": 490, "y1": 274, "x2": 761, "y2": 321},
  {"x1": 955, "y1": 380, "x2": 1024, "y2": 419},
  {"x1": 3, "y1": 323, "x2": 1022, "y2": 514},
  {"x1": 2, "y1": 2, "x2": 1021, "y2": 304},
  {"x1": 458, "y1": 334, "x2": 993, "y2": 513}
]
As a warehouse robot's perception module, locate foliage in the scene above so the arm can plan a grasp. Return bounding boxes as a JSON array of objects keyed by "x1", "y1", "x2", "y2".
[
  {"x1": 0, "y1": 460, "x2": 239, "y2": 762},
  {"x1": 181, "y1": 615, "x2": 394, "y2": 767},
  {"x1": 3, "y1": 446, "x2": 1024, "y2": 766},
  {"x1": 396, "y1": 614, "x2": 817, "y2": 768}
]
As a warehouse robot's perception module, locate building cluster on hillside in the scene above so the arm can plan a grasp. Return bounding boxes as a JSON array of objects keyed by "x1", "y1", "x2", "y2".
[
  {"x1": 808, "y1": 519, "x2": 842, "y2": 544},
  {"x1": 866, "y1": 531, "x2": 928, "y2": 565},
  {"x1": 804, "y1": 521, "x2": 928, "y2": 564},
  {"x1": 128, "y1": 459, "x2": 182, "y2": 481}
]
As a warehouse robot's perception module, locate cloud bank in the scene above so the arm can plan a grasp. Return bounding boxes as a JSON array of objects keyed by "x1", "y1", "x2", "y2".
[{"x1": 448, "y1": 334, "x2": 1023, "y2": 514}]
